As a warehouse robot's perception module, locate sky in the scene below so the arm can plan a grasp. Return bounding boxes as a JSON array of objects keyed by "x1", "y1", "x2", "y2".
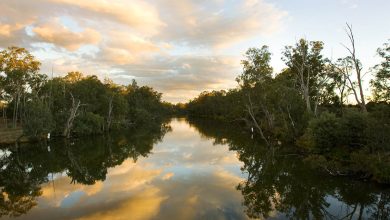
[{"x1": 0, "y1": 0, "x2": 389, "y2": 103}]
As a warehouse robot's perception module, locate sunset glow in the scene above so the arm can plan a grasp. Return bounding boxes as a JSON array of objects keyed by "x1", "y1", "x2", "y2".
[{"x1": 0, "y1": 0, "x2": 389, "y2": 102}]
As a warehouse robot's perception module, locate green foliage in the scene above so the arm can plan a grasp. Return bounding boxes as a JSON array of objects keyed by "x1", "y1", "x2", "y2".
[
  {"x1": 371, "y1": 40, "x2": 390, "y2": 102},
  {"x1": 350, "y1": 151, "x2": 390, "y2": 184},
  {"x1": 366, "y1": 103, "x2": 390, "y2": 152},
  {"x1": 73, "y1": 112, "x2": 104, "y2": 135},
  {"x1": 282, "y1": 39, "x2": 330, "y2": 111},
  {"x1": 1, "y1": 40, "x2": 390, "y2": 185},
  {"x1": 183, "y1": 40, "x2": 390, "y2": 184},
  {"x1": 303, "y1": 111, "x2": 367, "y2": 151},
  {"x1": 306, "y1": 112, "x2": 340, "y2": 151},
  {"x1": 0, "y1": 47, "x2": 42, "y2": 128},
  {"x1": 22, "y1": 100, "x2": 53, "y2": 137},
  {"x1": 301, "y1": 105, "x2": 390, "y2": 183},
  {"x1": 30, "y1": 71, "x2": 169, "y2": 137},
  {"x1": 124, "y1": 84, "x2": 170, "y2": 127},
  {"x1": 236, "y1": 45, "x2": 273, "y2": 88},
  {"x1": 0, "y1": 48, "x2": 171, "y2": 138},
  {"x1": 338, "y1": 110, "x2": 367, "y2": 148},
  {"x1": 186, "y1": 90, "x2": 243, "y2": 120}
]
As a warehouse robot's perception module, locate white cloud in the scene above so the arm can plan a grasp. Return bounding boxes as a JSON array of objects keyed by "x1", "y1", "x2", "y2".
[{"x1": 0, "y1": 0, "x2": 287, "y2": 102}]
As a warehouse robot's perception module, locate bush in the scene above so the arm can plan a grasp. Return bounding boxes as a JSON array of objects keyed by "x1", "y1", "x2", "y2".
[
  {"x1": 351, "y1": 151, "x2": 390, "y2": 184},
  {"x1": 307, "y1": 112, "x2": 341, "y2": 152},
  {"x1": 366, "y1": 104, "x2": 390, "y2": 152},
  {"x1": 73, "y1": 112, "x2": 104, "y2": 135},
  {"x1": 339, "y1": 110, "x2": 367, "y2": 148},
  {"x1": 23, "y1": 100, "x2": 54, "y2": 137}
]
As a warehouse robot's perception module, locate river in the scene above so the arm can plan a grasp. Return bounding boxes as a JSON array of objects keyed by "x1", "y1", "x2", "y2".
[{"x1": 0, "y1": 118, "x2": 389, "y2": 219}]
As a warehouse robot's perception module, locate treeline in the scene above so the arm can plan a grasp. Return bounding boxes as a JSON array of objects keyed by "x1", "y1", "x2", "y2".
[
  {"x1": 0, "y1": 47, "x2": 172, "y2": 139},
  {"x1": 184, "y1": 28, "x2": 390, "y2": 183}
]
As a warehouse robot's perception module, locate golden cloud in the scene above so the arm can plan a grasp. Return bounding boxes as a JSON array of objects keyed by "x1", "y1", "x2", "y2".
[
  {"x1": 32, "y1": 21, "x2": 101, "y2": 51},
  {"x1": 77, "y1": 187, "x2": 168, "y2": 220},
  {"x1": 48, "y1": 0, "x2": 165, "y2": 35},
  {"x1": 0, "y1": 0, "x2": 287, "y2": 102}
]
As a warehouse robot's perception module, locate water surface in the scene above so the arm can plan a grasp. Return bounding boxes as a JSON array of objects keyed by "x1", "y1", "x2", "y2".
[{"x1": 0, "y1": 118, "x2": 389, "y2": 219}]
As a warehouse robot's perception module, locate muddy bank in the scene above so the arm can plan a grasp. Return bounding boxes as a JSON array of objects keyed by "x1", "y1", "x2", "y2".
[{"x1": 0, "y1": 128, "x2": 45, "y2": 145}]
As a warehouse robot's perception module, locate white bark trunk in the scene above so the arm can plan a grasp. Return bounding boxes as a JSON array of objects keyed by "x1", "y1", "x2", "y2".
[{"x1": 63, "y1": 93, "x2": 81, "y2": 138}]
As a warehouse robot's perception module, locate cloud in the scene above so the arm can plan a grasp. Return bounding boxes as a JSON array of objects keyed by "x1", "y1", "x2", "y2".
[
  {"x1": 109, "y1": 55, "x2": 240, "y2": 102},
  {"x1": 0, "y1": 22, "x2": 28, "y2": 47},
  {"x1": 49, "y1": 0, "x2": 165, "y2": 35},
  {"x1": 77, "y1": 187, "x2": 167, "y2": 220},
  {"x1": 153, "y1": 0, "x2": 287, "y2": 47},
  {"x1": 32, "y1": 20, "x2": 101, "y2": 51},
  {"x1": 96, "y1": 31, "x2": 162, "y2": 65},
  {"x1": 9, "y1": 119, "x2": 248, "y2": 219},
  {"x1": 0, "y1": 0, "x2": 287, "y2": 102},
  {"x1": 162, "y1": 172, "x2": 175, "y2": 180}
]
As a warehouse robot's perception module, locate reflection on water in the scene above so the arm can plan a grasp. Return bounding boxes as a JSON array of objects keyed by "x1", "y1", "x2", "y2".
[
  {"x1": 189, "y1": 118, "x2": 390, "y2": 220},
  {"x1": 0, "y1": 118, "x2": 389, "y2": 219}
]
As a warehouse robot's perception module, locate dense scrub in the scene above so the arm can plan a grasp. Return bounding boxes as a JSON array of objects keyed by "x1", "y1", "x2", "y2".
[
  {"x1": 0, "y1": 47, "x2": 172, "y2": 139},
  {"x1": 183, "y1": 38, "x2": 390, "y2": 183}
]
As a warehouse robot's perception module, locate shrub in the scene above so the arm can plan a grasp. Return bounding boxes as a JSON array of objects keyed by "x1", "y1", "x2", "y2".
[
  {"x1": 73, "y1": 112, "x2": 104, "y2": 135},
  {"x1": 307, "y1": 112, "x2": 341, "y2": 152},
  {"x1": 339, "y1": 110, "x2": 367, "y2": 148},
  {"x1": 23, "y1": 100, "x2": 54, "y2": 137}
]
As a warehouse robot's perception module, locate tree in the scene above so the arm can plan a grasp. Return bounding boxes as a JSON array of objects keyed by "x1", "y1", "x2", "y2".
[
  {"x1": 64, "y1": 71, "x2": 83, "y2": 83},
  {"x1": 0, "y1": 47, "x2": 41, "y2": 127},
  {"x1": 342, "y1": 24, "x2": 367, "y2": 112},
  {"x1": 236, "y1": 46, "x2": 273, "y2": 88},
  {"x1": 331, "y1": 58, "x2": 352, "y2": 109},
  {"x1": 22, "y1": 99, "x2": 53, "y2": 137},
  {"x1": 283, "y1": 39, "x2": 326, "y2": 114},
  {"x1": 62, "y1": 92, "x2": 81, "y2": 138},
  {"x1": 371, "y1": 40, "x2": 390, "y2": 102},
  {"x1": 235, "y1": 46, "x2": 274, "y2": 144}
]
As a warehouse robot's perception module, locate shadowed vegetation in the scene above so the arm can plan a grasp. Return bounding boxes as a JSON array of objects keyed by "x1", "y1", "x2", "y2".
[
  {"x1": 184, "y1": 35, "x2": 390, "y2": 184},
  {"x1": 0, "y1": 47, "x2": 173, "y2": 142}
]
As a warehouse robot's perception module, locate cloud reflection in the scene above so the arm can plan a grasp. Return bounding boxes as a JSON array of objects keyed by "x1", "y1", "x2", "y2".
[{"x1": 8, "y1": 118, "x2": 247, "y2": 220}]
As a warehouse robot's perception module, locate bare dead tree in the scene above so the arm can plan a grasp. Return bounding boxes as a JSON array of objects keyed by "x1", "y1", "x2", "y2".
[
  {"x1": 106, "y1": 96, "x2": 113, "y2": 132},
  {"x1": 337, "y1": 65, "x2": 348, "y2": 109},
  {"x1": 245, "y1": 94, "x2": 269, "y2": 146},
  {"x1": 332, "y1": 58, "x2": 360, "y2": 113},
  {"x1": 12, "y1": 90, "x2": 21, "y2": 128},
  {"x1": 62, "y1": 93, "x2": 81, "y2": 138},
  {"x1": 285, "y1": 105, "x2": 296, "y2": 131},
  {"x1": 342, "y1": 23, "x2": 367, "y2": 112}
]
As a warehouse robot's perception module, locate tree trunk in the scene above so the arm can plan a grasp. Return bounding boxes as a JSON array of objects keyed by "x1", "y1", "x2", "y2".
[
  {"x1": 259, "y1": 102, "x2": 274, "y2": 130},
  {"x1": 344, "y1": 24, "x2": 367, "y2": 112},
  {"x1": 106, "y1": 96, "x2": 113, "y2": 132},
  {"x1": 356, "y1": 68, "x2": 367, "y2": 112},
  {"x1": 305, "y1": 95, "x2": 311, "y2": 113},
  {"x1": 246, "y1": 95, "x2": 269, "y2": 146},
  {"x1": 295, "y1": 47, "x2": 312, "y2": 114},
  {"x1": 286, "y1": 105, "x2": 296, "y2": 131},
  {"x1": 63, "y1": 93, "x2": 81, "y2": 138},
  {"x1": 12, "y1": 92, "x2": 19, "y2": 128}
]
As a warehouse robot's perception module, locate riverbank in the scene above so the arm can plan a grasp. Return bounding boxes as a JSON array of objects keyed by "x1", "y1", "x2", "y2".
[
  {"x1": 0, "y1": 128, "x2": 47, "y2": 145},
  {"x1": 0, "y1": 128, "x2": 24, "y2": 144}
]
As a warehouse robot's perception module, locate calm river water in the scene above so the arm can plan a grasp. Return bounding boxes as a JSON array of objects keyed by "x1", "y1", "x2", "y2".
[{"x1": 0, "y1": 118, "x2": 389, "y2": 219}]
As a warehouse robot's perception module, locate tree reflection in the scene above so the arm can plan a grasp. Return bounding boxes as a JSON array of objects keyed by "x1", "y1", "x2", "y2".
[
  {"x1": 187, "y1": 118, "x2": 390, "y2": 220},
  {"x1": 0, "y1": 121, "x2": 171, "y2": 217},
  {"x1": 0, "y1": 143, "x2": 45, "y2": 217}
]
